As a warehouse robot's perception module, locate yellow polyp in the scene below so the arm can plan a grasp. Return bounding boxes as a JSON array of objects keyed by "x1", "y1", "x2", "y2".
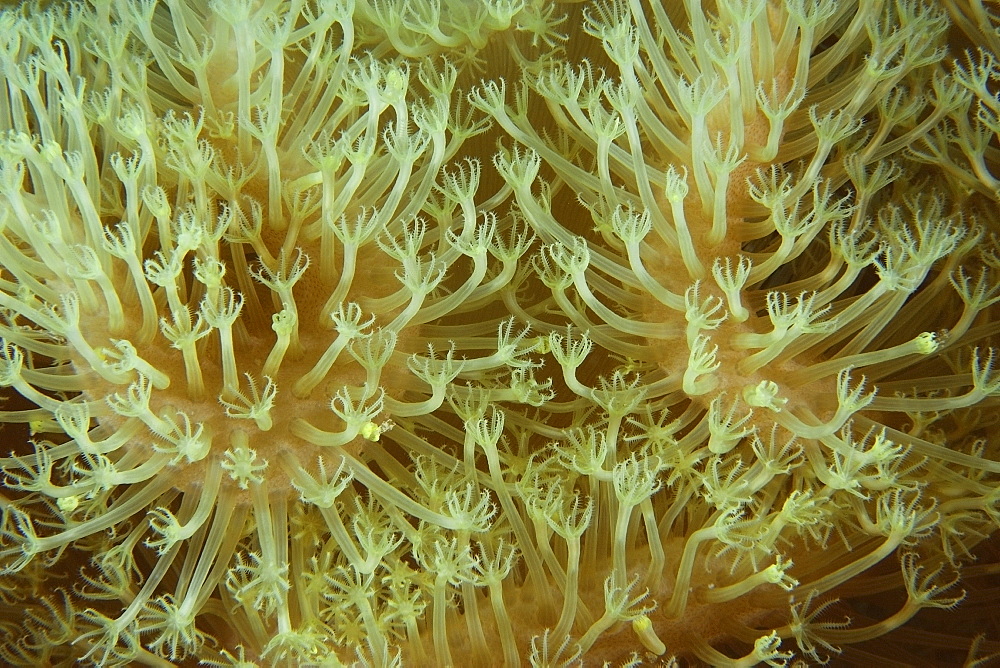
[
  {"x1": 632, "y1": 615, "x2": 666, "y2": 656},
  {"x1": 360, "y1": 421, "x2": 383, "y2": 442},
  {"x1": 56, "y1": 495, "x2": 80, "y2": 514}
]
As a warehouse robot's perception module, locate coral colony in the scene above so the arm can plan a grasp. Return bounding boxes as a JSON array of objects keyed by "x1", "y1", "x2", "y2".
[{"x1": 1, "y1": 0, "x2": 999, "y2": 665}]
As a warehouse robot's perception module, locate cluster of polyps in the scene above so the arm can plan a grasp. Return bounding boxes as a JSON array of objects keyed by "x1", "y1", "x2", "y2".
[
  {"x1": 1, "y1": 0, "x2": 1000, "y2": 666},
  {"x1": 0, "y1": 1, "x2": 543, "y2": 663},
  {"x1": 479, "y1": 0, "x2": 999, "y2": 663}
]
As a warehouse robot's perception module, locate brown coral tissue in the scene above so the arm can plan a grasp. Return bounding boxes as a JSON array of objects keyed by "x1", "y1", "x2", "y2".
[{"x1": 1, "y1": 0, "x2": 1000, "y2": 665}]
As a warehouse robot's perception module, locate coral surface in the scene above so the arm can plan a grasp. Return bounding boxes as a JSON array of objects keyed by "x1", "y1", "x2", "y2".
[{"x1": 1, "y1": 0, "x2": 999, "y2": 666}]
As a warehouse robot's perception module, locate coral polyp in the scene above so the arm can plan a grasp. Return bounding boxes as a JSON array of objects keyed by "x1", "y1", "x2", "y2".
[{"x1": 1, "y1": 0, "x2": 999, "y2": 666}]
